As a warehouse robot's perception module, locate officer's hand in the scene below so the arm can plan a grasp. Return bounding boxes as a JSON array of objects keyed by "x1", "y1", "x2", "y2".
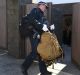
[
  {"x1": 42, "y1": 24, "x2": 48, "y2": 31},
  {"x1": 50, "y1": 24, "x2": 55, "y2": 30}
]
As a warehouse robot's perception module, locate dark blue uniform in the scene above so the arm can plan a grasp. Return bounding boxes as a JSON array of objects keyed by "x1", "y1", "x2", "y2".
[{"x1": 21, "y1": 8, "x2": 50, "y2": 75}]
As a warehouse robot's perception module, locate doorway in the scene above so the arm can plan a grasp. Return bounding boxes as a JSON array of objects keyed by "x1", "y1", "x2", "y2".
[{"x1": 62, "y1": 14, "x2": 72, "y2": 47}]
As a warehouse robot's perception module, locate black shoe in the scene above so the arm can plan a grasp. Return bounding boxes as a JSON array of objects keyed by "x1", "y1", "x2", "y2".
[
  {"x1": 41, "y1": 71, "x2": 52, "y2": 75},
  {"x1": 21, "y1": 66, "x2": 28, "y2": 75}
]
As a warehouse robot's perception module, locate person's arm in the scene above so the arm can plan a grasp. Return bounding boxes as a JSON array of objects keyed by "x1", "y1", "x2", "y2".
[{"x1": 29, "y1": 8, "x2": 48, "y2": 32}]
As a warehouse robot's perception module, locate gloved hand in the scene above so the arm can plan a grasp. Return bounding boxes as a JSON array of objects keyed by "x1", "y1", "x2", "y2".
[
  {"x1": 50, "y1": 24, "x2": 55, "y2": 30},
  {"x1": 42, "y1": 24, "x2": 48, "y2": 31}
]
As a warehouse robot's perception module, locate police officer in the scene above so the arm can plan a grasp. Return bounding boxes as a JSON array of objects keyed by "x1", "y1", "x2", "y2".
[{"x1": 21, "y1": 1, "x2": 54, "y2": 75}]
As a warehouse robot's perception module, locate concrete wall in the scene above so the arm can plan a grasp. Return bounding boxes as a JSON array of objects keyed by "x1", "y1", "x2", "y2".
[
  {"x1": 7, "y1": 0, "x2": 20, "y2": 58},
  {"x1": 53, "y1": 3, "x2": 73, "y2": 15},
  {"x1": 0, "y1": 0, "x2": 7, "y2": 49},
  {"x1": 72, "y1": 3, "x2": 80, "y2": 68}
]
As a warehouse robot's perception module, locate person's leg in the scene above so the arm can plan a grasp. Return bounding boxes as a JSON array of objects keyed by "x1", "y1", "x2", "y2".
[
  {"x1": 21, "y1": 53, "x2": 34, "y2": 70},
  {"x1": 21, "y1": 54, "x2": 36, "y2": 75},
  {"x1": 38, "y1": 57, "x2": 52, "y2": 75},
  {"x1": 21, "y1": 36, "x2": 38, "y2": 75},
  {"x1": 38, "y1": 57, "x2": 47, "y2": 73}
]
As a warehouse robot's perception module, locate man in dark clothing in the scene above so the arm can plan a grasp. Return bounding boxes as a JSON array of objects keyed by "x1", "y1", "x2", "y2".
[{"x1": 21, "y1": 1, "x2": 55, "y2": 75}]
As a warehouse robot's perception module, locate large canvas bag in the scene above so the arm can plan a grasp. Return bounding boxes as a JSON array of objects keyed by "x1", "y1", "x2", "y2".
[{"x1": 37, "y1": 32, "x2": 63, "y2": 65}]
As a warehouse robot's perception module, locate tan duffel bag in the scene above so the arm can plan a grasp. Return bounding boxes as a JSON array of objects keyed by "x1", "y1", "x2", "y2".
[{"x1": 37, "y1": 32, "x2": 63, "y2": 65}]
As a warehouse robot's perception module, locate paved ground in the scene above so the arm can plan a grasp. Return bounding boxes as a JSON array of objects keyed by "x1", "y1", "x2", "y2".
[{"x1": 0, "y1": 45, "x2": 80, "y2": 75}]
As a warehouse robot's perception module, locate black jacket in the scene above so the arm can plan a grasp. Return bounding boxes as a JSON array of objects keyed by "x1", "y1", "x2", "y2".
[{"x1": 29, "y1": 8, "x2": 49, "y2": 34}]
